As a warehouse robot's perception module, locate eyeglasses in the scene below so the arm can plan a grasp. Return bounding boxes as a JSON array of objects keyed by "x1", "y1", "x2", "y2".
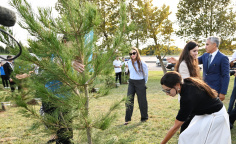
[
  {"x1": 129, "y1": 52, "x2": 137, "y2": 56},
  {"x1": 162, "y1": 89, "x2": 171, "y2": 94}
]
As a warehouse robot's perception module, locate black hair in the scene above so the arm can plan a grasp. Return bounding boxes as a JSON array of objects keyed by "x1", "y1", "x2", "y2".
[
  {"x1": 7, "y1": 55, "x2": 12, "y2": 59},
  {"x1": 160, "y1": 71, "x2": 182, "y2": 88},
  {"x1": 161, "y1": 71, "x2": 217, "y2": 98}
]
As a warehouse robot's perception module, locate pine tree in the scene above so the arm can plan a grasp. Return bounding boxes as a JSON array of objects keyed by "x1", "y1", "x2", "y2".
[{"x1": 9, "y1": 0, "x2": 127, "y2": 143}]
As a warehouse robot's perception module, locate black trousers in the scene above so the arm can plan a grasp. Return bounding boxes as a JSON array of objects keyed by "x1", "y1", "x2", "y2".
[
  {"x1": 125, "y1": 79, "x2": 148, "y2": 122},
  {"x1": 1, "y1": 75, "x2": 8, "y2": 87},
  {"x1": 42, "y1": 102, "x2": 73, "y2": 144},
  {"x1": 10, "y1": 81, "x2": 16, "y2": 92},
  {"x1": 115, "y1": 72, "x2": 122, "y2": 84}
]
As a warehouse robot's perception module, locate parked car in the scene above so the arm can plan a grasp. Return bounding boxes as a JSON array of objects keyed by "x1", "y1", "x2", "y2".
[
  {"x1": 166, "y1": 63, "x2": 175, "y2": 71},
  {"x1": 156, "y1": 58, "x2": 168, "y2": 66},
  {"x1": 124, "y1": 56, "x2": 130, "y2": 61}
]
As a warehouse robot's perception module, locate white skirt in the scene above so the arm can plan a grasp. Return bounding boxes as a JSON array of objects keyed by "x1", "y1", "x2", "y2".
[{"x1": 178, "y1": 106, "x2": 231, "y2": 144}]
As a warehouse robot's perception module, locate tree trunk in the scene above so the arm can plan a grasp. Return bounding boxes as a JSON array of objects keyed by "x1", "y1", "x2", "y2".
[
  {"x1": 156, "y1": 55, "x2": 167, "y2": 74},
  {"x1": 153, "y1": 37, "x2": 167, "y2": 74},
  {"x1": 84, "y1": 85, "x2": 92, "y2": 144}
]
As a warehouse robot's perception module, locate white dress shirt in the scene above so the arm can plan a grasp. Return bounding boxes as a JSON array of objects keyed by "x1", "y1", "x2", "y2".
[
  {"x1": 113, "y1": 59, "x2": 122, "y2": 73},
  {"x1": 128, "y1": 60, "x2": 148, "y2": 83},
  {"x1": 209, "y1": 49, "x2": 219, "y2": 64}
]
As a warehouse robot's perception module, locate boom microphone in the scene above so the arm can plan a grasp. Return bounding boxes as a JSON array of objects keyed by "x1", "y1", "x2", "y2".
[
  {"x1": 0, "y1": 6, "x2": 21, "y2": 61},
  {"x1": 0, "y1": 6, "x2": 16, "y2": 27}
]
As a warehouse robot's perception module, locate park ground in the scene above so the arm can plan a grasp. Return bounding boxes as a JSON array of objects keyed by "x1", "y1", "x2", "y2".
[{"x1": 0, "y1": 71, "x2": 236, "y2": 143}]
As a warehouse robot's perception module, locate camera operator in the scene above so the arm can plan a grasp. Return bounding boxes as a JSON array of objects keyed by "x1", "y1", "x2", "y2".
[
  {"x1": 230, "y1": 61, "x2": 236, "y2": 76},
  {"x1": 228, "y1": 51, "x2": 236, "y2": 129}
]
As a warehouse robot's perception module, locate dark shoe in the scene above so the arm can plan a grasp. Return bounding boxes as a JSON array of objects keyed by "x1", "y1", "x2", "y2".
[
  {"x1": 47, "y1": 138, "x2": 57, "y2": 143},
  {"x1": 124, "y1": 122, "x2": 129, "y2": 125},
  {"x1": 141, "y1": 119, "x2": 148, "y2": 122},
  {"x1": 230, "y1": 123, "x2": 233, "y2": 130}
]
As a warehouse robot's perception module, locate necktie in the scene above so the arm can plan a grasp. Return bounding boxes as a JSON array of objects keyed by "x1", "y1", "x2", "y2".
[{"x1": 208, "y1": 54, "x2": 212, "y2": 69}]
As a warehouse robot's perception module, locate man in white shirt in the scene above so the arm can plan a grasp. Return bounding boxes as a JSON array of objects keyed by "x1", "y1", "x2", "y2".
[
  {"x1": 113, "y1": 56, "x2": 122, "y2": 85},
  {"x1": 121, "y1": 57, "x2": 129, "y2": 84}
]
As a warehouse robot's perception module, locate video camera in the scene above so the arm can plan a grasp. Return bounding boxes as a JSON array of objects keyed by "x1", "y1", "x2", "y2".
[
  {"x1": 230, "y1": 62, "x2": 236, "y2": 76},
  {"x1": 230, "y1": 70, "x2": 235, "y2": 76}
]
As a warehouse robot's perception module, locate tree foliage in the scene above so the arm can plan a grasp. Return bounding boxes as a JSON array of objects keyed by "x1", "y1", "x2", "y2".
[
  {"x1": 176, "y1": 0, "x2": 236, "y2": 41},
  {"x1": 141, "y1": 0, "x2": 173, "y2": 73},
  {"x1": 141, "y1": 45, "x2": 181, "y2": 56},
  {"x1": 9, "y1": 0, "x2": 127, "y2": 143}
]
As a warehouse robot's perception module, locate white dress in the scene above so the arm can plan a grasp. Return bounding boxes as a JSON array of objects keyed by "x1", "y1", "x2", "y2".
[{"x1": 178, "y1": 106, "x2": 231, "y2": 144}]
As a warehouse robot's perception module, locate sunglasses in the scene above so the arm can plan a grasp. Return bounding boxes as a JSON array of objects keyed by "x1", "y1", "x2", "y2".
[
  {"x1": 129, "y1": 52, "x2": 137, "y2": 56},
  {"x1": 162, "y1": 89, "x2": 171, "y2": 94}
]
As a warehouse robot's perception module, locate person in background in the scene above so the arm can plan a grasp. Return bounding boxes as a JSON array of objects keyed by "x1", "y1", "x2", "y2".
[
  {"x1": 3, "y1": 56, "x2": 15, "y2": 92},
  {"x1": 125, "y1": 47, "x2": 148, "y2": 125},
  {"x1": 227, "y1": 50, "x2": 236, "y2": 129},
  {"x1": 121, "y1": 57, "x2": 129, "y2": 84},
  {"x1": 16, "y1": 54, "x2": 85, "y2": 144},
  {"x1": 0, "y1": 61, "x2": 9, "y2": 88},
  {"x1": 113, "y1": 56, "x2": 122, "y2": 85},
  {"x1": 160, "y1": 71, "x2": 231, "y2": 144}
]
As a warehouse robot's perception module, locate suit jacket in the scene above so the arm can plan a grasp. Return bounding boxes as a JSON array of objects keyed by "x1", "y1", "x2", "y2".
[
  {"x1": 3, "y1": 62, "x2": 13, "y2": 80},
  {"x1": 198, "y1": 51, "x2": 230, "y2": 94}
]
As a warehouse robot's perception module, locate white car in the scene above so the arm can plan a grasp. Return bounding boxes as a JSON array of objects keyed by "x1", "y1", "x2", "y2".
[{"x1": 156, "y1": 58, "x2": 168, "y2": 66}]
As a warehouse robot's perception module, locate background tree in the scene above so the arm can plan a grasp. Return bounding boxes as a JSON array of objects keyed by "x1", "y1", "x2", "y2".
[
  {"x1": 0, "y1": 26, "x2": 14, "y2": 54},
  {"x1": 141, "y1": 45, "x2": 181, "y2": 56},
  {"x1": 9, "y1": 0, "x2": 127, "y2": 143},
  {"x1": 176, "y1": 0, "x2": 236, "y2": 50},
  {"x1": 143, "y1": 0, "x2": 173, "y2": 73}
]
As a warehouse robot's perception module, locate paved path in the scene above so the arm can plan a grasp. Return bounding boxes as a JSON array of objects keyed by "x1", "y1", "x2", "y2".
[{"x1": 141, "y1": 56, "x2": 179, "y2": 71}]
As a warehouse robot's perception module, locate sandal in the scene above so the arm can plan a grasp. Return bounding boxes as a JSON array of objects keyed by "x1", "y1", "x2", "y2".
[{"x1": 124, "y1": 122, "x2": 129, "y2": 125}]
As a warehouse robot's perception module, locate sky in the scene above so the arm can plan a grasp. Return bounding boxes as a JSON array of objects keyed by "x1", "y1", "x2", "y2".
[{"x1": 0, "y1": 0, "x2": 185, "y2": 49}]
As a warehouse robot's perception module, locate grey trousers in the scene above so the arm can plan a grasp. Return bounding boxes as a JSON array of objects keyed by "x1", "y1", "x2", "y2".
[{"x1": 125, "y1": 79, "x2": 148, "y2": 122}]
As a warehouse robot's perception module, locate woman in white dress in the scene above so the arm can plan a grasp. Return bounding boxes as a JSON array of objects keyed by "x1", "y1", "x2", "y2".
[
  {"x1": 170, "y1": 41, "x2": 201, "y2": 132},
  {"x1": 160, "y1": 72, "x2": 231, "y2": 144},
  {"x1": 174, "y1": 41, "x2": 200, "y2": 79}
]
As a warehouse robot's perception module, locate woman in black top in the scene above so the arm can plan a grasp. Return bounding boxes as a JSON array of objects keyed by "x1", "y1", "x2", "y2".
[{"x1": 160, "y1": 71, "x2": 231, "y2": 144}]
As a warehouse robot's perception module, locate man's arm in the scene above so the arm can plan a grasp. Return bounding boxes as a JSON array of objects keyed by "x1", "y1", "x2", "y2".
[
  {"x1": 198, "y1": 54, "x2": 203, "y2": 64},
  {"x1": 167, "y1": 57, "x2": 177, "y2": 64},
  {"x1": 219, "y1": 56, "x2": 230, "y2": 101}
]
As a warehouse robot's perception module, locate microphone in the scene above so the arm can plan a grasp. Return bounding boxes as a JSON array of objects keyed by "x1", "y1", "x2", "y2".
[
  {"x1": 0, "y1": 6, "x2": 16, "y2": 27},
  {"x1": 0, "y1": 6, "x2": 21, "y2": 61}
]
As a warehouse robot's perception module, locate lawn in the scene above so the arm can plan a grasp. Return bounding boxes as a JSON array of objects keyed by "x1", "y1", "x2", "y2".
[{"x1": 0, "y1": 71, "x2": 236, "y2": 143}]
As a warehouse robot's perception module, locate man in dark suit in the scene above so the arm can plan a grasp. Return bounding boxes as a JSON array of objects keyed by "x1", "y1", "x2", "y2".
[
  {"x1": 3, "y1": 55, "x2": 15, "y2": 92},
  {"x1": 198, "y1": 36, "x2": 230, "y2": 101}
]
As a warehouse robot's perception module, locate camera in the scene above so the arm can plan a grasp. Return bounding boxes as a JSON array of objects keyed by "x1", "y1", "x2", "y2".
[
  {"x1": 230, "y1": 62, "x2": 236, "y2": 76},
  {"x1": 232, "y1": 62, "x2": 236, "y2": 68},
  {"x1": 230, "y1": 70, "x2": 235, "y2": 76}
]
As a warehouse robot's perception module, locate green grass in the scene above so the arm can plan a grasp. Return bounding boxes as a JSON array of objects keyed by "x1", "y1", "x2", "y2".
[{"x1": 0, "y1": 71, "x2": 236, "y2": 143}]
